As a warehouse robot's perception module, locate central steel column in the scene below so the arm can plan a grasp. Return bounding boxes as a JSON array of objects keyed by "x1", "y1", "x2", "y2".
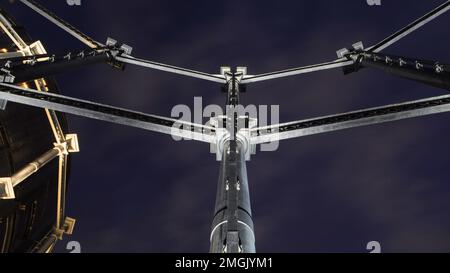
[
  {"x1": 210, "y1": 68, "x2": 255, "y2": 253},
  {"x1": 209, "y1": 140, "x2": 255, "y2": 253}
]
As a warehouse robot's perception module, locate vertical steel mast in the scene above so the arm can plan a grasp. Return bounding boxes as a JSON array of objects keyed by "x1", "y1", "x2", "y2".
[{"x1": 210, "y1": 69, "x2": 255, "y2": 253}]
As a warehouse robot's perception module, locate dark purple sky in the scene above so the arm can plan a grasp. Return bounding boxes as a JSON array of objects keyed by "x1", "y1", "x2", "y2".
[{"x1": 4, "y1": 0, "x2": 450, "y2": 252}]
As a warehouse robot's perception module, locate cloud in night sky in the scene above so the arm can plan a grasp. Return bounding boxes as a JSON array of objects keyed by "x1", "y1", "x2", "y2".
[{"x1": 3, "y1": 0, "x2": 450, "y2": 252}]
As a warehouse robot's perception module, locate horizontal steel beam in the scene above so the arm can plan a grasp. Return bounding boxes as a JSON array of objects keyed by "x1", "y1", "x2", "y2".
[
  {"x1": 0, "y1": 83, "x2": 216, "y2": 143},
  {"x1": 251, "y1": 94, "x2": 450, "y2": 144}
]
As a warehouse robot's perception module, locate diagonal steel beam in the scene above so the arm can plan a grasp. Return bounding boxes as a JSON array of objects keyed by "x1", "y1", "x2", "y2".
[
  {"x1": 19, "y1": 0, "x2": 103, "y2": 48},
  {"x1": 240, "y1": 1, "x2": 450, "y2": 84},
  {"x1": 0, "y1": 12, "x2": 29, "y2": 50},
  {"x1": 0, "y1": 83, "x2": 216, "y2": 143},
  {"x1": 356, "y1": 52, "x2": 450, "y2": 90},
  {"x1": 251, "y1": 94, "x2": 450, "y2": 144},
  {"x1": 240, "y1": 59, "x2": 353, "y2": 84},
  {"x1": 116, "y1": 54, "x2": 226, "y2": 84},
  {"x1": 1, "y1": 49, "x2": 113, "y2": 84},
  {"x1": 19, "y1": 0, "x2": 226, "y2": 84},
  {"x1": 367, "y1": 1, "x2": 450, "y2": 53}
]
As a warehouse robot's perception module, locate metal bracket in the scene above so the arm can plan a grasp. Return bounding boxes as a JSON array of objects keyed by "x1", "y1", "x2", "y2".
[
  {"x1": 54, "y1": 216, "x2": 76, "y2": 239},
  {"x1": 0, "y1": 177, "x2": 15, "y2": 200},
  {"x1": 336, "y1": 41, "x2": 365, "y2": 75},
  {"x1": 220, "y1": 66, "x2": 232, "y2": 82},
  {"x1": 336, "y1": 48, "x2": 350, "y2": 59},
  {"x1": 65, "y1": 134, "x2": 80, "y2": 153},
  {"x1": 106, "y1": 37, "x2": 133, "y2": 55},
  {"x1": 28, "y1": 40, "x2": 47, "y2": 55},
  {"x1": 120, "y1": 44, "x2": 133, "y2": 55},
  {"x1": 106, "y1": 37, "x2": 133, "y2": 70},
  {"x1": 336, "y1": 41, "x2": 364, "y2": 59},
  {"x1": 106, "y1": 37, "x2": 118, "y2": 48},
  {"x1": 63, "y1": 217, "x2": 76, "y2": 235},
  {"x1": 236, "y1": 67, "x2": 247, "y2": 78},
  {"x1": 220, "y1": 66, "x2": 231, "y2": 75},
  {"x1": 352, "y1": 41, "x2": 365, "y2": 51}
]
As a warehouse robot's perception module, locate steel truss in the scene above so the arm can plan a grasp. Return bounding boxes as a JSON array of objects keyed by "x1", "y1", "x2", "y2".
[{"x1": 0, "y1": 0, "x2": 449, "y2": 253}]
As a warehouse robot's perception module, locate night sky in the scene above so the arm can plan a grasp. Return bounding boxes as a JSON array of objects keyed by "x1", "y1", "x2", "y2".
[{"x1": 3, "y1": 0, "x2": 450, "y2": 252}]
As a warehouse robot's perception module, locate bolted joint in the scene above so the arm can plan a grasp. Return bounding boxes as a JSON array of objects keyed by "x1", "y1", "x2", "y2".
[
  {"x1": 336, "y1": 41, "x2": 366, "y2": 75},
  {"x1": 53, "y1": 134, "x2": 80, "y2": 156},
  {"x1": 337, "y1": 41, "x2": 365, "y2": 59},
  {"x1": 106, "y1": 37, "x2": 133, "y2": 70},
  {"x1": 54, "y1": 142, "x2": 69, "y2": 156},
  {"x1": 434, "y1": 62, "x2": 445, "y2": 74},
  {"x1": 209, "y1": 115, "x2": 257, "y2": 161},
  {"x1": 65, "y1": 134, "x2": 80, "y2": 153},
  {"x1": 220, "y1": 66, "x2": 246, "y2": 85},
  {"x1": 106, "y1": 37, "x2": 133, "y2": 55}
]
